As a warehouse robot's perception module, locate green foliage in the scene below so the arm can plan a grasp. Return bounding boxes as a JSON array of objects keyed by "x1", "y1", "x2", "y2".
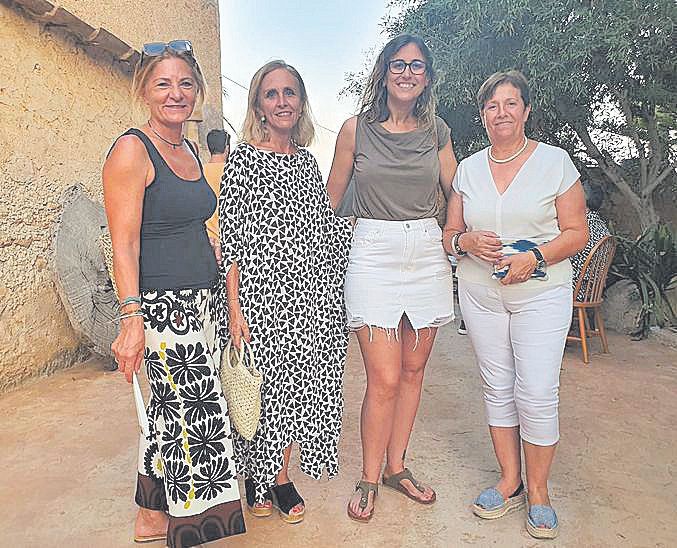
[
  {"x1": 386, "y1": 0, "x2": 674, "y2": 152},
  {"x1": 609, "y1": 223, "x2": 677, "y2": 337},
  {"x1": 365, "y1": 0, "x2": 677, "y2": 230}
]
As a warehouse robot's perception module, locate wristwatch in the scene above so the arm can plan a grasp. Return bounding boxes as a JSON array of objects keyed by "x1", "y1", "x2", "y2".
[{"x1": 529, "y1": 247, "x2": 546, "y2": 269}]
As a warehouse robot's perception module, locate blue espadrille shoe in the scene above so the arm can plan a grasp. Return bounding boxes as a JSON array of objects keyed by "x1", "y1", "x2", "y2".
[
  {"x1": 526, "y1": 504, "x2": 559, "y2": 539},
  {"x1": 472, "y1": 481, "x2": 526, "y2": 519}
]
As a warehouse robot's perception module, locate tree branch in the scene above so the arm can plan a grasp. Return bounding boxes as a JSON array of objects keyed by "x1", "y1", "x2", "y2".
[
  {"x1": 573, "y1": 121, "x2": 642, "y2": 209},
  {"x1": 643, "y1": 162, "x2": 677, "y2": 197},
  {"x1": 611, "y1": 88, "x2": 648, "y2": 188},
  {"x1": 643, "y1": 103, "x2": 663, "y2": 181}
]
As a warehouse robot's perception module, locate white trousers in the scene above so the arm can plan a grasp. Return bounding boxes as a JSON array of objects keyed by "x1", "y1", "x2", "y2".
[{"x1": 458, "y1": 279, "x2": 572, "y2": 446}]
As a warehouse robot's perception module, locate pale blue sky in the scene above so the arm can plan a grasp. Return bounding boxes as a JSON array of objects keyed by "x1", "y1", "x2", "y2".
[{"x1": 219, "y1": 0, "x2": 393, "y2": 174}]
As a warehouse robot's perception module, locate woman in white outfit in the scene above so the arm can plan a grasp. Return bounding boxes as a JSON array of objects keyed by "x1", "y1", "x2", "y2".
[
  {"x1": 327, "y1": 34, "x2": 457, "y2": 522},
  {"x1": 444, "y1": 70, "x2": 587, "y2": 539}
]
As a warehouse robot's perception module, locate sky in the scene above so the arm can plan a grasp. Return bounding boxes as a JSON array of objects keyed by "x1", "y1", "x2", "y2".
[{"x1": 219, "y1": 0, "x2": 394, "y2": 175}]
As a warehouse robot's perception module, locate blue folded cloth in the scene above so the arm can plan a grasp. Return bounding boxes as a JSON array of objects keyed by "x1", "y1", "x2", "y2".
[{"x1": 492, "y1": 239, "x2": 548, "y2": 281}]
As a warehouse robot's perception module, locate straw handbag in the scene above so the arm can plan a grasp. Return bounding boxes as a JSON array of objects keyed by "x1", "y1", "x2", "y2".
[{"x1": 220, "y1": 340, "x2": 262, "y2": 441}]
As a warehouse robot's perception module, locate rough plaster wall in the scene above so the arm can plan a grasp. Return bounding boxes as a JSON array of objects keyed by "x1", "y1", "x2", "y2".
[
  {"x1": 0, "y1": 1, "x2": 222, "y2": 392},
  {"x1": 57, "y1": 0, "x2": 224, "y2": 137}
]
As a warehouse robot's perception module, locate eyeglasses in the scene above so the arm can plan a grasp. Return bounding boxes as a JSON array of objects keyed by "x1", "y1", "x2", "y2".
[
  {"x1": 140, "y1": 40, "x2": 195, "y2": 67},
  {"x1": 388, "y1": 59, "x2": 427, "y2": 75}
]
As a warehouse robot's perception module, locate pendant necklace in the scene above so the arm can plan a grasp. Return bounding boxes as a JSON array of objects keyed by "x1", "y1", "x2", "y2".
[
  {"x1": 489, "y1": 136, "x2": 528, "y2": 164},
  {"x1": 148, "y1": 120, "x2": 184, "y2": 149}
]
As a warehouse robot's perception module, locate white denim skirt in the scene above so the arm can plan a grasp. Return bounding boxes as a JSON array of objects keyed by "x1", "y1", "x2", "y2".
[{"x1": 345, "y1": 218, "x2": 454, "y2": 332}]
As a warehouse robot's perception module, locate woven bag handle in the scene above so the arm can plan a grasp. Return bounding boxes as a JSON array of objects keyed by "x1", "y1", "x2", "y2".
[{"x1": 224, "y1": 339, "x2": 255, "y2": 372}]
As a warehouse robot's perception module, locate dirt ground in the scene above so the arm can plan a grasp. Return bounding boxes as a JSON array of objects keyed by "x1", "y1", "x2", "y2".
[{"x1": 1, "y1": 324, "x2": 675, "y2": 548}]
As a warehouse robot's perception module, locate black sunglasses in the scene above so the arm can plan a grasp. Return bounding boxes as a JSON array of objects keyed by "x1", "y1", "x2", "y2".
[
  {"x1": 388, "y1": 59, "x2": 427, "y2": 75},
  {"x1": 139, "y1": 40, "x2": 195, "y2": 67}
]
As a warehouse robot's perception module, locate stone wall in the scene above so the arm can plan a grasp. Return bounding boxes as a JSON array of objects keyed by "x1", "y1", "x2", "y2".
[{"x1": 0, "y1": 1, "x2": 222, "y2": 392}]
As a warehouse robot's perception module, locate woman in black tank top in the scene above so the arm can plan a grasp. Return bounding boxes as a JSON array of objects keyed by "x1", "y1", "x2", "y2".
[{"x1": 103, "y1": 44, "x2": 244, "y2": 548}]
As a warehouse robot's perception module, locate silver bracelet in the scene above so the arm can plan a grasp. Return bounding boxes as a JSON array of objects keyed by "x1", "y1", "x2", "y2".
[
  {"x1": 118, "y1": 310, "x2": 145, "y2": 321},
  {"x1": 451, "y1": 232, "x2": 467, "y2": 256},
  {"x1": 120, "y1": 296, "x2": 142, "y2": 307}
]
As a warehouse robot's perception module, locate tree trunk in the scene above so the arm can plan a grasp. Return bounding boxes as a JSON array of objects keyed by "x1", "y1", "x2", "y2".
[
  {"x1": 639, "y1": 192, "x2": 660, "y2": 233},
  {"x1": 573, "y1": 123, "x2": 661, "y2": 235}
]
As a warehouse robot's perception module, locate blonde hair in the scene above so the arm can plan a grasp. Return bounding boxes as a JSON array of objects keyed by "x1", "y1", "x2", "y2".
[
  {"x1": 360, "y1": 34, "x2": 437, "y2": 129},
  {"x1": 131, "y1": 50, "x2": 206, "y2": 112},
  {"x1": 241, "y1": 60, "x2": 315, "y2": 147}
]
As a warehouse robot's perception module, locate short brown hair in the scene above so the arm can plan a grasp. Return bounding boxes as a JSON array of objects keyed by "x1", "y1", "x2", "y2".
[
  {"x1": 131, "y1": 50, "x2": 206, "y2": 111},
  {"x1": 476, "y1": 70, "x2": 530, "y2": 112}
]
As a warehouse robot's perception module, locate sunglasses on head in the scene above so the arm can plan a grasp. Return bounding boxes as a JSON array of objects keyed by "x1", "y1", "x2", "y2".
[{"x1": 139, "y1": 40, "x2": 195, "y2": 67}]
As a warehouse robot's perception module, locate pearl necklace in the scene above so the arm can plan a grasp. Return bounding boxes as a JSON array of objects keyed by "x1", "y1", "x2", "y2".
[{"x1": 488, "y1": 136, "x2": 528, "y2": 164}]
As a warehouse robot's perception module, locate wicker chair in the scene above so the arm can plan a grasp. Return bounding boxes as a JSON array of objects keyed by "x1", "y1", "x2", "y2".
[{"x1": 567, "y1": 235, "x2": 616, "y2": 364}]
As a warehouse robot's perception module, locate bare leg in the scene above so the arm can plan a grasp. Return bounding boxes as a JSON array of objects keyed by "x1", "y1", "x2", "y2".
[
  {"x1": 348, "y1": 326, "x2": 402, "y2": 519},
  {"x1": 134, "y1": 508, "x2": 168, "y2": 540},
  {"x1": 384, "y1": 317, "x2": 437, "y2": 501},
  {"x1": 488, "y1": 425, "x2": 523, "y2": 498},
  {"x1": 523, "y1": 440, "x2": 557, "y2": 513},
  {"x1": 276, "y1": 443, "x2": 303, "y2": 515}
]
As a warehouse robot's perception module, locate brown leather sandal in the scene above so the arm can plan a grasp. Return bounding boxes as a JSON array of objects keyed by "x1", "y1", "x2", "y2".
[
  {"x1": 134, "y1": 533, "x2": 166, "y2": 544},
  {"x1": 382, "y1": 468, "x2": 436, "y2": 505},
  {"x1": 347, "y1": 480, "x2": 378, "y2": 523}
]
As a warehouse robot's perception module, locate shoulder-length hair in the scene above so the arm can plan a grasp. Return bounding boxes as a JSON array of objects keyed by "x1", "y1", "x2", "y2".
[
  {"x1": 359, "y1": 34, "x2": 437, "y2": 128},
  {"x1": 241, "y1": 60, "x2": 315, "y2": 147}
]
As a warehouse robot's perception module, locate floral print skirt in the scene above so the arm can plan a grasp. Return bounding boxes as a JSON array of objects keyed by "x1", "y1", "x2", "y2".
[{"x1": 136, "y1": 288, "x2": 245, "y2": 548}]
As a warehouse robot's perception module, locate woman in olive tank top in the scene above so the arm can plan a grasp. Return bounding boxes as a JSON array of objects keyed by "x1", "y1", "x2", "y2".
[
  {"x1": 103, "y1": 43, "x2": 244, "y2": 548},
  {"x1": 327, "y1": 34, "x2": 458, "y2": 522}
]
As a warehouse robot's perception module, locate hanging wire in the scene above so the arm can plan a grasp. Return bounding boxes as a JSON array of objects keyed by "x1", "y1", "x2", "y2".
[{"x1": 221, "y1": 73, "x2": 339, "y2": 135}]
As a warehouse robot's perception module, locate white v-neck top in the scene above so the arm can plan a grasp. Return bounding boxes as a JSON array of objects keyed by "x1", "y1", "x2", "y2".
[{"x1": 452, "y1": 142, "x2": 580, "y2": 288}]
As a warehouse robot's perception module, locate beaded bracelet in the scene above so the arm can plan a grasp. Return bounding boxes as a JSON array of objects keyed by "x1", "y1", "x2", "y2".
[
  {"x1": 120, "y1": 296, "x2": 142, "y2": 307},
  {"x1": 451, "y1": 232, "x2": 467, "y2": 256},
  {"x1": 118, "y1": 310, "x2": 145, "y2": 321}
]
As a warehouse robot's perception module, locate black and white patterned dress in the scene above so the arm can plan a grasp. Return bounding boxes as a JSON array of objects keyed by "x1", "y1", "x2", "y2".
[
  {"x1": 570, "y1": 210, "x2": 611, "y2": 301},
  {"x1": 216, "y1": 143, "x2": 351, "y2": 503}
]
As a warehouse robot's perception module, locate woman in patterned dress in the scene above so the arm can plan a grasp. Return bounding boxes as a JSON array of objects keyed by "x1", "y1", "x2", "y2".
[
  {"x1": 103, "y1": 42, "x2": 244, "y2": 547},
  {"x1": 570, "y1": 182, "x2": 611, "y2": 300},
  {"x1": 217, "y1": 60, "x2": 351, "y2": 523}
]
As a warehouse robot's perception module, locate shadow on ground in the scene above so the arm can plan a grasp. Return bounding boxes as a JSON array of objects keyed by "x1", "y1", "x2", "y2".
[{"x1": 1, "y1": 325, "x2": 675, "y2": 547}]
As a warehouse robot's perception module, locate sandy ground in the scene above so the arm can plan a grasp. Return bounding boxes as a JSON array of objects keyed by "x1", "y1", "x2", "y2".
[{"x1": 1, "y1": 324, "x2": 675, "y2": 548}]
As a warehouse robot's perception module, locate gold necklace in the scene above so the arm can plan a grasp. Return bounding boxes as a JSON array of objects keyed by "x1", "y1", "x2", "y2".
[{"x1": 488, "y1": 136, "x2": 528, "y2": 164}]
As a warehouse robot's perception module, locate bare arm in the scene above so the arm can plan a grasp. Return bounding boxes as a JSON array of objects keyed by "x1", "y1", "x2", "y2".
[
  {"x1": 540, "y1": 180, "x2": 588, "y2": 264},
  {"x1": 326, "y1": 116, "x2": 357, "y2": 210},
  {"x1": 102, "y1": 135, "x2": 151, "y2": 382},
  {"x1": 443, "y1": 188, "x2": 502, "y2": 261},
  {"x1": 438, "y1": 138, "x2": 458, "y2": 199},
  {"x1": 442, "y1": 189, "x2": 465, "y2": 255}
]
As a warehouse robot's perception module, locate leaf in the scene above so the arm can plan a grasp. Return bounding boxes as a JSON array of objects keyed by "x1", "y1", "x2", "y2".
[{"x1": 371, "y1": 0, "x2": 676, "y2": 230}]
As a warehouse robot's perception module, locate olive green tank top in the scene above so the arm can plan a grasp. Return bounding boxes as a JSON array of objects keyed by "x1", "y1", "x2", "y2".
[{"x1": 350, "y1": 114, "x2": 450, "y2": 221}]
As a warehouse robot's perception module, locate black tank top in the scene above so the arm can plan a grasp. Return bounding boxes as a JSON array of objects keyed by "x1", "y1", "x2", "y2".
[{"x1": 119, "y1": 128, "x2": 218, "y2": 290}]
